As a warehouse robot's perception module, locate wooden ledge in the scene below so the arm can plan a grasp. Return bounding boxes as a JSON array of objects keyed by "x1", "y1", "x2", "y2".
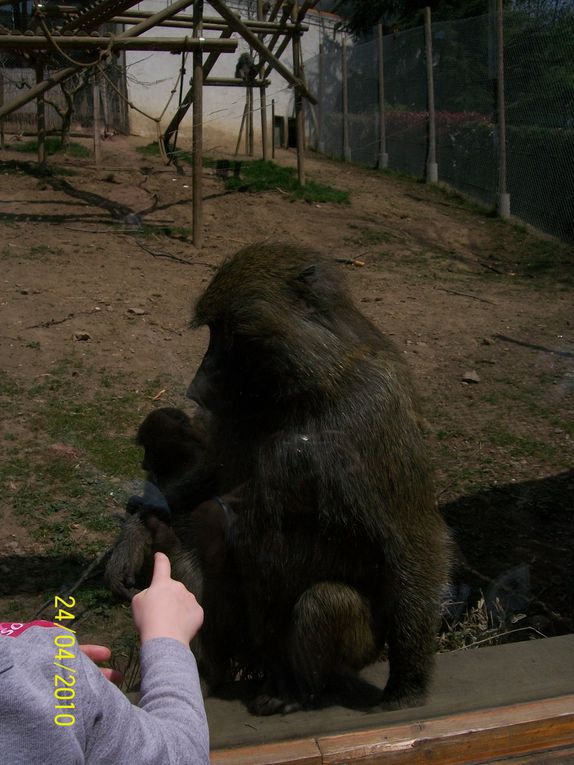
[
  {"x1": 212, "y1": 695, "x2": 574, "y2": 764},
  {"x1": 209, "y1": 635, "x2": 574, "y2": 764}
]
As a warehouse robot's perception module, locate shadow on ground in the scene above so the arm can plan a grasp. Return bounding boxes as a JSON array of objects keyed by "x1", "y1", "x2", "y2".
[{"x1": 443, "y1": 469, "x2": 574, "y2": 635}]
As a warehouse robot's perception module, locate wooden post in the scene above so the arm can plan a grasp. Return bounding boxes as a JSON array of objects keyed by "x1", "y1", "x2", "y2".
[
  {"x1": 259, "y1": 86, "x2": 268, "y2": 160},
  {"x1": 0, "y1": 70, "x2": 5, "y2": 149},
  {"x1": 235, "y1": 100, "x2": 248, "y2": 156},
  {"x1": 247, "y1": 84, "x2": 254, "y2": 156},
  {"x1": 341, "y1": 38, "x2": 351, "y2": 162},
  {"x1": 257, "y1": 0, "x2": 269, "y2": 161},
  {"x1": 209, "y1": 0, "x2": 316, "y2": 103},
  {"x1": 377, "y1": 23, "x2": 388, "y2": 169},
  {"x1": 100, "y1": 74, "x2": 110, "y2": 137},
  {"x1": 496, "y1": 0, "x2": 510, "y2": 217},
  {"x1": 92, "y1": 69, "x2": 102, "y2": 166},
  {"x1": 35, "y1": 60, "x2": 46, "y2": 167},
  {"x1": 424, "y1": 7, "x2": 438, "y2": 182},
  {"x1": 192, "y1": 0, "x2": 204, "y2": 248},
  {"x1": 271, "y1": 98, "x2": 275, "y2": 158},
  {"x1": 292, "y1": 2, "x2": 305, "y2": 184},
  {"x1": 317, "y1": 43, "x2": 324, "y2": 153}
]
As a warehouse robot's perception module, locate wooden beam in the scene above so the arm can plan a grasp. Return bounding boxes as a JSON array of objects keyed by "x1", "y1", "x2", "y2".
[
  {"x1": 209, "y1": 0, "x2": 317, "y2": 104},
  {"x1": 0, "y1": 34, "x2": 237, "y2": 52},
  {"x1": 0, "y1": 0, "x2": 235, "y2": 119},
  {"x1": 205, "y1": 77, "x2": 269, "y2": 87},
  {"x1": 113, "y1": 12, "x2": 307, "y2": 33}
]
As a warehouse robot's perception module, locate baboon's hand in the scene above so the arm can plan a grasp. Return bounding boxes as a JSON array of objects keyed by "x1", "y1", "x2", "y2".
[{"x1": 105, "y1": 514, "x2": 152, "y2": 600}]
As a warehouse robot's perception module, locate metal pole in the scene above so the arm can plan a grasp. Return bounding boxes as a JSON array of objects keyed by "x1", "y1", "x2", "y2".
[
  {"x1": 377, "y1": 22, "x2": 388, "y2": 169},
  {"x1": 424, "y1": 7, "x2": 437, "y2": 182},
  {"x1": 271, "y1": 98, "x2": 275, "y2": 158},
  {"x1": 92, "y1": 69, "x2": 102, "y2": 166},
  {"x1": 496, "y1": 0, "x2": 510, "y2": 217},
  {"x1": 0, "y1": 70, "x2": 5, "y2": 148},
  {"x1": 292, "y1": 2, "x2": 305, "y2": 184},
  {"x1": 317, "y1": 42, "x2": 324, "y2": 153},
  {"x1": 35, "y1": 60, "x2": 46, "y2": 167},
  {"x1": 341, "y1": 38, "x2": 351, "y2": 162},
  {"x1": 192, "y1": 0, "x2": 204, "y2": 248}
]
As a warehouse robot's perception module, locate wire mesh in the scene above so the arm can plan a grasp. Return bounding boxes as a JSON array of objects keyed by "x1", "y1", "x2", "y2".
[{"x1": 305, "y1": 9, "x2": 574, "y2": 244}]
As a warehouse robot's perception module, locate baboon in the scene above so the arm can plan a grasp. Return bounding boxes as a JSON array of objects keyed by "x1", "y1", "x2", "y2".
[
  {"x1": 106, "y1": 407, "x2": 235, "y2": 595},
  {"x1": 105, "y1": 243, "x2": 450, "y2": 715},
  {"x1": 106, "y1": 407, "x2": 247, "y2": 690},
  {"x1": 235, "y1": 52, "x2": 259, "y2": 83}
]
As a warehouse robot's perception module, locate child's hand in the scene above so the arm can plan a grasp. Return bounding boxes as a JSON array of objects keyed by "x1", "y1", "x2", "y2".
[
  {"x1": 131, "y1": 552, "x2": 204, "y2": 647},
  {"x1": 80, "y1": 644, "x2": 123, "y2": 685}
]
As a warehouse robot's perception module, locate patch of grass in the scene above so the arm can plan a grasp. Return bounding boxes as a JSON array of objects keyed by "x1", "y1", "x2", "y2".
[
  {"x1": 346, "y1": 223, "x2": 395, "y2": 246},
  {"x1": 41, "y1": 396, "x2": 141, "y2": 478},
  {"x1": 225, "y1": 159, "x2": 350, "y2": 204},
  {"x1": 482, "y1": 422, "x2": 557, "y2": 462},
  {"x1": 136, "y1": 142, "x2": 162, "y2": 158},
  {"x1": 30, "y1": 244, "x2": 57, "y2": 257},
  {"x1": 436, "y1": 428, "x2": 466, "y2": 440},
  {"x1": 136, "y1": 143, "x2": 217, "y2": 168},
  {"x1": 0, "y1": 371, "x2": 19, "y2": 397},
  {"x1": 11, "y1": 138, "x2": 90, "y2": 158}
]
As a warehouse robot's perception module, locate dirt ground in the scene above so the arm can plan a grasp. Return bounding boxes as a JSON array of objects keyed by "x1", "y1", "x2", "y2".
[{"x1": 0, "y1": 135, "x2": 572, "y2": 665}]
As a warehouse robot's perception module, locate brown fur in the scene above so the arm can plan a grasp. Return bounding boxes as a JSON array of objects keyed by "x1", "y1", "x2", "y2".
[{"x1": 105, "y1": 243, "x2": 450, "y2": 715}]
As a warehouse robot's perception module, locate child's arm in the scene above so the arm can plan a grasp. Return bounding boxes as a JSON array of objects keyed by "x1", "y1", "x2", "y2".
[{"x1": 82, "y1": 553, "x2": 208, "y2": 764}]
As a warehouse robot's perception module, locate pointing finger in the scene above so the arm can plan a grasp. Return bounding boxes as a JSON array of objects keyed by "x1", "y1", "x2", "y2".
[{"x1": 150, "y1": 551, "x2": 171, "y2": 584}]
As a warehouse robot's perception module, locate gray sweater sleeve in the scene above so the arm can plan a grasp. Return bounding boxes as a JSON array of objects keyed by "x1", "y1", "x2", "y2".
[
  {"x1": 82, "y1": 637, "x2": 210, "y2": 764},
  {"x1": 0, "y1": 625, "x2": 209, "y2": 765}
]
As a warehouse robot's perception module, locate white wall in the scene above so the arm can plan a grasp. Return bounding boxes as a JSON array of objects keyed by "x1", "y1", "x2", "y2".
[{"x1": 124, "y1": 0, "x2": 341, "y2": 151}]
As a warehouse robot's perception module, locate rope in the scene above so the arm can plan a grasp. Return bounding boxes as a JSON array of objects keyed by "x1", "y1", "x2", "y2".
[{"x1": 39, "y1": 17, "x2": 114, "y2": 69}]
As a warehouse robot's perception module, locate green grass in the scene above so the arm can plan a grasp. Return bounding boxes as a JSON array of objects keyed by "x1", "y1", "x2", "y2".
[
  {"x1": 482, "y1": 421, "x2": 557, "y2": 462},
  {"x1": 0, "y1": 364, "x2": 144, "y2": 558},
  {"x1": 225, "y1": 159, "x2": 350, "y2": 203},
  {"x1": 136, "y1": 142, "x2": 217, "y2": 168},
  {"x1": 135, "y1": 145, "x2": 349, "y2": 203},
  {"x1": 11, "y1": 138, "x2": 90, "y2": 158},
  {"x1": 346, "y1": 223, "x2": 395, "y2": 246},
  {"x1": 136, "y1": 142, "x2": 162, "y2": 158}
]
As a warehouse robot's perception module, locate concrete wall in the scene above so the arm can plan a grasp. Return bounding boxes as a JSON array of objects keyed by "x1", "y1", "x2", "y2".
[{"x1": 124, "y1": 0, "x2": 341, "y2": 151}]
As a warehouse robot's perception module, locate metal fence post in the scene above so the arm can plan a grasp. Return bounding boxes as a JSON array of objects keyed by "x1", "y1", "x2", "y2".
[
  {"x1": 496, "y1": 0, "x2": 510, "y2": 217},
  {"x1": 342, "y1": 37, "x2": 351, "y2": 162},
  {"x1": 36, "y1": 60, "x2": 46, "y2": 167},
  {"x1": 424, "y1": 7, "x2": 438, "y2": 183},
  {"x1": 92, "y1": 69, "x2": 102, "y2": 167},
  {"x1": 0, "y1": 71, "x2": 5, "y2": 149},
  {"x1": 376, "y1": 22, "x2": 388, "y2": 169},
  {"x1": 318, "y1": 42, "x2": 324, "y2": 153}
]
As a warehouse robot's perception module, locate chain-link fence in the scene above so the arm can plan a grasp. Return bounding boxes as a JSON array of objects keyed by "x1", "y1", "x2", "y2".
[{"x1": 305, "y1": 9, "x2": 574, "y2": 244}]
